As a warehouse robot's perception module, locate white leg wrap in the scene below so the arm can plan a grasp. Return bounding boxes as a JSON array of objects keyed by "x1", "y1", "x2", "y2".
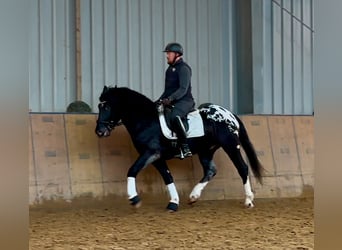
[
  {"x1": 189, "y1": 182, "x2": 208, "y2": 200},
  {"x1": 244, "y1": 178, "x2": 254, "y2": 207},
  {"x1": 127, "y1": 177, "x2": 138, "y2": 199},
  {"x1": 167, "y1": 183, "x2": 179, "y2": 204}
]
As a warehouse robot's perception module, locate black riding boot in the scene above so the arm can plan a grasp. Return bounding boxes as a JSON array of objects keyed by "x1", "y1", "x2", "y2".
[{"x1": 173, "y1": 116, "x2": 192, "y2": 159}]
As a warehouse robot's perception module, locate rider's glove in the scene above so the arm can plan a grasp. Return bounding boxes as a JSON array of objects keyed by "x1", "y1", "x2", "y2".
[{"x1": 161, "y1": 98, "x2": 172, "y2": 106}]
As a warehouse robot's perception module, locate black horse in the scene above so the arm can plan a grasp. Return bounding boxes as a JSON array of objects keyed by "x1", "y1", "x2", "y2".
[{"x1": 95, "y1": 86, "x2": 264, "y2": 211}]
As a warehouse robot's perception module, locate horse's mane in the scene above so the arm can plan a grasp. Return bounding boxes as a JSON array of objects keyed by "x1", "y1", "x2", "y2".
[
  {"x1": 106, "y1": 87, "x2": 153, "y2": 104},
  {"x1": 104, "y1": 86, "x2": 157, "y2": 118}
]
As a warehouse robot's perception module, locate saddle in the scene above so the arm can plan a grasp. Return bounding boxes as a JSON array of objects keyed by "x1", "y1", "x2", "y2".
[{"x1": 158, "y1": 106, "x2": 205, "y2": 140}]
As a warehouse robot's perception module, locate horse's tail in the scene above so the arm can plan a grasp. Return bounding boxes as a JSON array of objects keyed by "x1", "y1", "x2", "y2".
[{"x1": 234, "y1": 115, "x2": 264, "y2": 185}]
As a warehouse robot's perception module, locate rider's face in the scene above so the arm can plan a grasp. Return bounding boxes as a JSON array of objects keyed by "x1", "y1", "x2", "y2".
[{"x1": 166, "y1": 52, "x2": 177, "y2": 64}]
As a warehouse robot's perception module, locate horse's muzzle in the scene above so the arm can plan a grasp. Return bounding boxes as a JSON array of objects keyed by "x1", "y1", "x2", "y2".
[{"x1": 95, "y1": 127, "x2": 111, "y2": 137}]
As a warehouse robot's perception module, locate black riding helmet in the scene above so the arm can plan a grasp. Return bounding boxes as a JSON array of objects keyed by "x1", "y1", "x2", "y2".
[{"x1": 163, "y1": 42, "x2": 183, "y2": 56}]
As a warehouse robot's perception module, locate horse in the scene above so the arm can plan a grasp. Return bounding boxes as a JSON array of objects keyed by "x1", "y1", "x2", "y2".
[{"x1": 95, "y1": 86, "x2": 264, "y2": 211}]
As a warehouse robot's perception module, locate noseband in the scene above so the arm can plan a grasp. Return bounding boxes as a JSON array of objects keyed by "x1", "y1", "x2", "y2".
[{"x1": 97, "y1": 119, "x2": 122, "y2": 130}]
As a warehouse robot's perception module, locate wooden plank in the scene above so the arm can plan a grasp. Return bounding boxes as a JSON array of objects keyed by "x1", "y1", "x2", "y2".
[
  {"x1": 250, "y1": 176, "x2": 278, "y2": 198},
  {"x1": 64, "y1": 114, "x2": 103, "y2": 197},
  {"x1": 135, "y1": 166, "x2": 164, "y2": 198},
  {"x1": 29, "y1": 115, "x2": 38, "y2": 204},
  {"x1": 293, "y1": 116, "x2": 314, "y2": 178},
  {"x1": 301, "y1": 174, "x2": 314, "y2": 197},
  {"x1": 200, "y1": 178, "x2": 226, "y2": 201},
  {"x1": 293, "y1": 116, "x2": 314, "y2": 191},
  {"x1": 276, "y1": 175, "x2": 304, "y2": 198},
  {"x1": 214, "y1": 148, "x2": 240, "y2": 179},
  {"x1": 168, "y1": 158, "x2": 194, "y2": 182},
  {"x1": 268, "y1": 116, "x2": 301, "y2": 176},
  {"x1": 241, "y1": 116, "x2": 275, "y2": 177},
  {"x1": 223, "y1": 177, "x2": 246, "y2": 199},
  {"x1": 30, "y1": 114, "x2": 71, "y2": 201},
  {"x1": 302, "y1": 174, "x2": 314, "y2": 191}
]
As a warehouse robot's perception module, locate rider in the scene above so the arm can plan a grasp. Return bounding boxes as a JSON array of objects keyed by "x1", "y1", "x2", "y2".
[{"x1": 157, "y1": 42, "x2": 195, "y2": 158}]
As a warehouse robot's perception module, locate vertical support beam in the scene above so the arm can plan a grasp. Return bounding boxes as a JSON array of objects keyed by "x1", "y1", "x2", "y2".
[
  {"x1": 235, "y1": 0, "x2": 253, "y2": 114},
  {"x1": 251, "y1": 0, "x2": 273, "y2": 114},
  {"x1": 75, "y1": 0, "x2": 82, "y2": 100}
]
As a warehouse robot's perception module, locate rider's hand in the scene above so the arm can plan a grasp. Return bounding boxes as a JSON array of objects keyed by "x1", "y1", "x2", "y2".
[
  {"x1": 161, "y1": 98, "x2": 172, "y2": 106},
  {"x1": 154, "y1": 99, "x2": 162, "y2": 105}
]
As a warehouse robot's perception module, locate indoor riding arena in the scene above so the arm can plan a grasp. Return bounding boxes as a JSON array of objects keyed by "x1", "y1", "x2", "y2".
[
  {"x1": 29, "y1": 0, "x2": 314, "y2": 249},
  {"x1": 29, "y1": 114, "x2": 314, "y2": 249}
]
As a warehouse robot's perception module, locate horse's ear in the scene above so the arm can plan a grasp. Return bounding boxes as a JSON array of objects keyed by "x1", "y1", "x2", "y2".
[
  {"x1": 114, "y1": 84, "x2": 117, "y2": 88},
  {"x1": 102, "y1": 85, "x2": 108, "y2": 93}
]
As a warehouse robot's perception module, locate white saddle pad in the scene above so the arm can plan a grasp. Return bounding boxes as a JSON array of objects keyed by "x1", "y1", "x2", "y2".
[{"x1": 159, "y1": 109, "x2": 205, "y2": 140}]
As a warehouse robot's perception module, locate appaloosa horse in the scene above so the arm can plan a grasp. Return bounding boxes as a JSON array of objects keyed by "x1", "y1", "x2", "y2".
[{"x1": 95, "y1": 86, "x2": 264, "y2": 211}]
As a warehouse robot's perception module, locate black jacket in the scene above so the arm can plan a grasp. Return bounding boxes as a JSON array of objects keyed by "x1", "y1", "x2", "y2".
[{"x1": 159, "y1": 58, "x2": 195, "y2": 110}]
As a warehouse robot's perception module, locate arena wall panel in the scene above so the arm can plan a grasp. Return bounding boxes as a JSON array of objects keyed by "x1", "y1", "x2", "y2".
[
  {"x1": 29, "y1": 114, "x2": 314, "y2": 205},
  {"x1": 64, "y1": 115, "x2": 103, "y2": 197},
  {"x1": 293, "y1": 116, "x2": 314, "y2": 188},
  {"x1": 240, "y1": 116, "x2": 278, "y2": 198},
  {"x1": 240, "y1": 116, "x2": 275, "y2": 177},
  {"x1": 30, "y1": 114, "x2": 71, "y2": 202},
  {"x1": 267, "y1": 116, "x2": 305, "y2": 197},
  {"x1": 268, "y1": 116, "x2": 301, "y2": 176},
  {"x1": 29, "y1": 119, "x2": 38, "y2": 204},
  {"x1": 276, "y1": 175, "x2": 305, "y2": 198},
  {"x1": 252, "y1": 176, "x2": 278, "y2": 198}
]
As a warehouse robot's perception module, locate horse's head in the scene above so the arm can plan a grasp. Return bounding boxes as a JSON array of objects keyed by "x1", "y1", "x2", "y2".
[{"x1": 95, "y1": 85, "x2": 121, "y2": 137}]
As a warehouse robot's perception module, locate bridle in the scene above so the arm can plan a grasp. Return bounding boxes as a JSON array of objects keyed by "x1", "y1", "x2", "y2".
[
  {"x1": 97, "y1": 101, "x2": 123, "y2": 130},
  {"x1": 96, "y1": 119, "x2": 122, "y2": 130}
]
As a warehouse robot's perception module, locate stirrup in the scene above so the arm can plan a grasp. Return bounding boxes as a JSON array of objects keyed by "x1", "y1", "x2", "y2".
[
  {"x1": 174, "y1": 149, "x2": 185, "y2": 159},
  {"x1": 179, "y1": 145, "x2": 192, "y2": 159},
  {"x1": 183, "y1": 149, "x2": 192, "y2": 158},
  {"x1": 175, "y1": 148, "x2": 191, "y2": 159}
]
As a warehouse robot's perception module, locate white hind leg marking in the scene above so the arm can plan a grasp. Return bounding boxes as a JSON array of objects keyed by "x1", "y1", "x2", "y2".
[
  {"x1": 189, "y1": 181, "x2": 208, "y2": 202},
  {"x1": 244, "y1": 177, "x2": 254, "y2": 208}
]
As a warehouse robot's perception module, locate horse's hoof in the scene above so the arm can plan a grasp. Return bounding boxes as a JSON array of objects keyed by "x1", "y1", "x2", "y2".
[
  {"x1": 129, "y1": 195, "x2": 141, "y2": 208},
  {"x1": 188, "y1": 196, "x2": 198, "y2": 205},
  {"x1": 245, "y1": 202, "x2": 254, "y2": 208},
  {"x1": 166, "y1": 202, "x2": 178, "y2": 212},
  {"x1": 188, "y1": 199, "x2": 197, "y2": 205},
  {"x1": 134, "y1": 201, "x2": 142, "y2": 208}
]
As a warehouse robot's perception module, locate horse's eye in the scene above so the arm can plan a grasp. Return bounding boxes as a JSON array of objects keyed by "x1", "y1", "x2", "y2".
[{"x1": 98, "y1": 102, "x2": 108, "y2": 109}]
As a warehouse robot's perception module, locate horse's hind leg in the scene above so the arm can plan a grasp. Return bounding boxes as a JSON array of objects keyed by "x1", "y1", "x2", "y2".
[
  {"x1": 189, "y1": 148, "x2": 218, "y2": 204},
  {"x1": 221, "y1": 140, "x2": 255, "y2": 208},
  {"x1": 153, "y1": 159, "x2": 179, "y2": 212}
]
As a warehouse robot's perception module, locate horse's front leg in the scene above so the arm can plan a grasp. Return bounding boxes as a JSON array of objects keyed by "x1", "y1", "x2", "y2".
[
  {"x1": 153, "y1": 159, "x2": 179, "y2": 212},
  {"x1": 189, "y1": 154, "x2": 217, "y2": 204},
  {"x1": 127, "y1": 151, "x2": 160, "y2": 207}
]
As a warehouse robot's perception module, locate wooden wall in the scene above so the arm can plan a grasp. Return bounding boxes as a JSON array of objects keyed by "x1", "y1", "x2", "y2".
[{"x1": 29, "y1": 114, "x2": 314, "y2": 205}]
